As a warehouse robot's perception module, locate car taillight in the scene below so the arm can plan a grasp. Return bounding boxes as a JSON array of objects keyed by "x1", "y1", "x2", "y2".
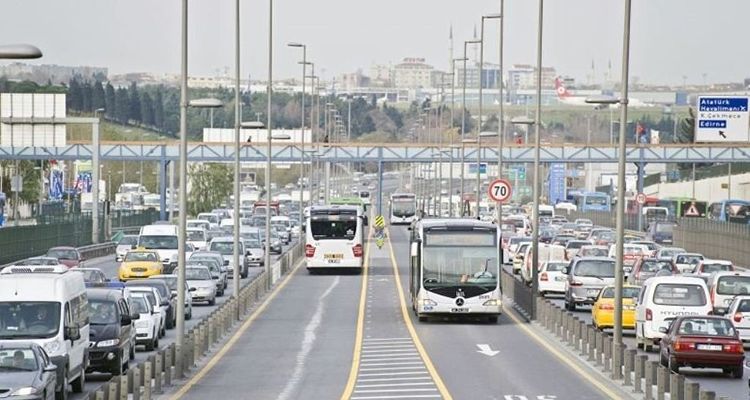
[
  {"x1": 674, "y1": 341, "x2": 695, "y2": 351},
  {"x1": 734, "y1": 313, "x2": 744, "y2": 323},
  {"x1": 570, "y1": 280, "x2": 583, "y2": 287},
  {"x1": 352, "y1": 244, "x2": 363, "y2": 258},
  {"x1": 600, "y1": 303, "x2": 614, "y2": 310},
  {"x1": 540, "y1": 272, "x2": 548, "y2": 281},
  {"x1": 646, "y1": 308, "x2": 652, "y2": 321},
  {"x1": 305, "y1": 244, "x2": 315, "y2": 258},
  {"x1": 724, "y1": 343, "x2": 745, "y2": 354}
]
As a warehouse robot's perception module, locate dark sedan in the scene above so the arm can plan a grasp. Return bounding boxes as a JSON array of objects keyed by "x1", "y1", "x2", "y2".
[
  {"x1": 0, "y1": 343, "x2": 57, "y2": 399},
  {"x1": 659, "y1": 316, "x2": 745, "y2": 378}
]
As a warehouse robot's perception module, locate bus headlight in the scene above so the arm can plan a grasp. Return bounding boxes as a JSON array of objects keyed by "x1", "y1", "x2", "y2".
[
  {"x1": 419, "y1": 299, "x2": 437, "y2": 307},
  {"x1": 483, "y1": 299, "x2": 500, "y2": 306}
]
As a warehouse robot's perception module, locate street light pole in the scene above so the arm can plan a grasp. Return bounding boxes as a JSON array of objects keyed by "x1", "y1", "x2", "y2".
[
  {"x1": 497, "y1": 0, "x2": 505, "y2": 226},
  {"x1": 461, "y1": 41, "x2": 480, "y2": 215},
  {"x1": 531, "y1": 0, "x2": 544, "y2": 320},
  {"x1": 264, "y1": 0, "x2": 274, "y2": 289},
  {"x1": 613, "y1": 0, "x2": 633, "y2": 359},
  {"x1": 477, "y1": 13, "x2": 501, "y2": 219},
  {"x1": 288, "y1": 42, "x2": 307, "y2": 231},
  {"x1": 232, "y1": 0, "x2": 242, "y2": 299},
  {"x1": 175, "y1": 0, "x2": 189, "y2": 376}
]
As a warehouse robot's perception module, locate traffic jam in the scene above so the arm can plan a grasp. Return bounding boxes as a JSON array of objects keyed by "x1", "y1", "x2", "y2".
[
  {"x1": 0, "y1": 200, "x2": 300, "y2": 400},
  {"x1": 501, "y1": 204, "x2": 749, "y2": 381}
]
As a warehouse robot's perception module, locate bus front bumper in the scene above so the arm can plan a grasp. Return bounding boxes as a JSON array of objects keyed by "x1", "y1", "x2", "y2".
[{"x1": 417, "y1": 300, "x2": 502, "y2": 316}]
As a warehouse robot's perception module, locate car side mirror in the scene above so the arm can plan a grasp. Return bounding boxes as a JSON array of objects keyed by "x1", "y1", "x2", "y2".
[
  {"x1": 43, "y1": 363, "x2": 57, "y2": 373},
  {"x1": 121, "y1": 314, "x2": 133, "y2": 325},
  {"x1": 189, "y1": 287, "x2": 197, "y2": 292},
  {"x1": 562, "y1": 267, "x2": 570, "y2": 275},
  {"x1": 658, "y1": 327, "x2": 668, "y2": 334},
  {"x1": 64, "y1": 325, "x2": 81, "y2": 341},
  {"x1": 161, "y1": 301, "x2": 170, "y2": 307},
  {"x1": 171, "y1": 292, "x2": 178, "y2": 299},
  {"x1": 212, "y1": 276, "x2": 219, "y2": 280}
]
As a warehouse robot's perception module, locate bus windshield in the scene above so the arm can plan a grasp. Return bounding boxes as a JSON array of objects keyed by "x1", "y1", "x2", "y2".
[
  {"x1": 585, "y1": 195, "x2": 608, "y2": 206},
  {"x1": 422, "y1": 232, "x2": 497, "y2": 290},
  {"x1": 310, "y1": 219, "x2": 357, "y2": 240},
  {"x1": 392, "y1": 200, "x2": 416, "y2": 217}
]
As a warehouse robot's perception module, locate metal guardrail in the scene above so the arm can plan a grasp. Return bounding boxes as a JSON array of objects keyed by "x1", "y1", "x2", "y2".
[
  {"x1": 501, "y1": 268, "x2": 535, "y2": 320},
  {"x1": 536, "y1": 298, "x2": 725, "y2": 400},
  {"x1": 86, "y1": 241, "x2": 304, "y2": 400}
]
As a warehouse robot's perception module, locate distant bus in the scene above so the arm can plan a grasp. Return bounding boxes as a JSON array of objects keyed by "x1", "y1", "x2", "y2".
[
  {"x1": 573, "y1": 192, "x2": 611, "y2": 212},
  {"x1": 657, "y1": 197, "x2": 707, "y2": 218},
  {"x1": 626, "y1": 195, "x2": 659, "y2": 215},
  {"x1": 707, "y1": 199, "x2": 750, "y2": 224},
  {"x1": 329, "y1": 197, "x2": 368, "y2": 225},
  {"x1": 390, "y1": 193, "x2": 417, "y2": 225}
]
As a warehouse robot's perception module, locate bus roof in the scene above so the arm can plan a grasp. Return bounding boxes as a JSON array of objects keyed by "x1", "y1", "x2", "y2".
[
  {"x1": 418, "y1": 218, "x2": 496, "y2": 231},
  {"x1": 391, "y1": 193, "x2": 416, "y2": 198},
  {"x1": 329, "y1": 197, "x2": 363, "y2": 205}
]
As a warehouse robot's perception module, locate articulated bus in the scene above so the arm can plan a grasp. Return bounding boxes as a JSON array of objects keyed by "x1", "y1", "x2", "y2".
[
  {"x1": 329, "y1": 197, "x2": 369, "y2": 225},
  {"x1": 409, "y1": 219, "x2": 502, "y2": 323},
  {"x1": 390, "y1": 193, "x2": 417, "y2": 224}
]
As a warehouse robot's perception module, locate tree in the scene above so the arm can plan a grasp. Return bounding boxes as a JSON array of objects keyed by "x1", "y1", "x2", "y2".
[
  {"x1": 81, "y1": 81, "x2": 92, "y2": 112},
  {"x1": 128, "y1": 82, "x2": 141, "y2": 122},
  {"x1": 115, "y1": 88, "x2": 130, "y2": 124},
  {"x1": 141, "y1": 92, "x2": 154, "y2": 126},
  {"x1": 153, "y1": 88, "x2": 165, "y2": 130},
  {"x1": 92, "y1": 81, "x2": 106, "y2": 112},
  {"x1": 361, "y1": 114, "x2": 376, "y2": 134},
  {"x1": 187, "y1": 164, "x2": 233, "y2": 215},
  {"x1": 104, "y1": 83, "x2": 116, "y2": 119},
  {"x1": 67, "y1": 78, "x2": 82, "y2": 111}
]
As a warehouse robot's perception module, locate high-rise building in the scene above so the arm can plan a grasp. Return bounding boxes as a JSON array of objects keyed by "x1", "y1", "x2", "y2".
[
  {"x1": 393, "y1": 58, "x2": 434, "y2": 89},
  {"x1": 456, "y1": 62, "x2": 501, "y2": 89}
]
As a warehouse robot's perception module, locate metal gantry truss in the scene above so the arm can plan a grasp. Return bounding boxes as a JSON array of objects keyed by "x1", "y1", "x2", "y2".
[{"x1": 1, "y1": 142, "x2": 750, "y2": 163}]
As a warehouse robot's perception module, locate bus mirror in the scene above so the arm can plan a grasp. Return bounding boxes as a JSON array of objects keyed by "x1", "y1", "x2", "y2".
[{"x1": 410, "y1": 242, "x2": 419, "y2": 257}]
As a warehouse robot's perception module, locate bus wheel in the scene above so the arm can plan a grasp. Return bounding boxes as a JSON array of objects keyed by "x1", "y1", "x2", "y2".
[{"x1": 418, "y1": 315, "x2": 428, "y2": 322}]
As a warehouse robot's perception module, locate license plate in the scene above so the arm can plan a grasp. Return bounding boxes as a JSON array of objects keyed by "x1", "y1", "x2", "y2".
[
  {"x1": 587, "y1": 289, "x2": 600, "y2": 296},
  {"x1": 324, "y1": 253, "x2": 343, "y2": 260},
  {"x1": 624, "y1": 305, "x2": 635, "y2": 310},
  {"x1": 326, "y1": 258, "x2": 341, "y2": 264},
  {"x1": 696, "y1": 344, "x2": 723, "y2": 351},
  {"x1": 451, "y1": 308, "x2": 469, "y2": 313}
]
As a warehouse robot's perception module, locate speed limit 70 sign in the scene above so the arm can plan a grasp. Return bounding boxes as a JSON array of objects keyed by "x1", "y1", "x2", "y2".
[{"x1": 488, "y1": 179, "x2": 512, "y2": 202}]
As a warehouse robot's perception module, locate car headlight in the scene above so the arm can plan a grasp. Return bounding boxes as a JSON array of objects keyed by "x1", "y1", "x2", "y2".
[
  {"x1": 11, "y1": 387, "x2": 38, "y2": 396},
  {"x1": 419, "y1": 299, "x2": 437, "y2": 307},
  {"x1": 483, "y1": 299, "x2": 500, "y2": 306},
  {"x1": 43, "y1": 341, "x2": 60, "y2": 355},
  {"x1": 97, "y1": 339, "x2": 120, "y2": 347}
]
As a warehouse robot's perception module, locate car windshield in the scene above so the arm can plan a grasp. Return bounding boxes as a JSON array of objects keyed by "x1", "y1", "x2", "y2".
[
  {"x1": 139, "y1": 235, "x2": 178, "y2": 250},
  {"x1": 47, "y1": 249, "x2": 77, "y2": 260},
  {"x1": 0, "y1": 302, "x2": 61, "y2": 339},
  {"x1": 635, "y1": 242, "x2": 658, "y2": 251},
  {"x1": 125, "y1": 252, "x2": 159, "y2": 262},
  {"x1": 580, "y1": 248, "x2": 609, "y2": 257},
  {"x1": 660, "y1": 249, "x2": 683, "y2": 258},
  {"x1": 186, "y1": 268, "x2": 212, "y2": 280},
  {"x1": 703, "y1": 263, "x2": 732, "y2": 273},
  {"x1": 80, "y1": 269, "x2": 106, "y2": 283},
  {"x1": 187, "y1": 230, "x2": 206, "y2": 241},
  {"x1": 656, "y1": 223, "x2": 674, "y2": 233},
  {"x1": 130, "y1": 296, "x2": 150, "y2": 314},
  {"x1": 89, "y1": 300, "x2": 118, "y2": 325},
  {"x1": 545, "y1": 262, "x2": 568, "y2": 272},
  {"x1": 653, "y1": 284, "x2": 707, "y2": 306},
  {"x1": 567, "y1": 241, "x2": 587, "y2": 250},
  {"x1": 209, "y1": 241, "x2": 234, "y2": 255},
  {"x1": 717, "y1": 276, "x2": 750, "y2": 296},
  {"x1": 310, "y1": 220, "x2": 357, "y2": 240},
  {"x1": 197, "y1": 214, "x2": 219, "y2": 224},
  {"x1": 0, "y1": 348, "x2": 37, "y2": 371},
  {"x1": 678, "y1": 318, "x2": 735, "y2": 337},
  {"x1": 574, "y1": 260, "x2": 615, "y2": 278},
  {"x1": 118, "y1": 236, "x2": 138, "y2": 246},
  {"x1": 601, "y1": 287, "x2": 640, "y2": 298},
  {"x1": 23, "y1": 258, "x2": 59, "y2": 266},
  {"x1": 151, "y1": 276, "x2": 177, "y2": 291},
  {"x1": 676, "y1": 255, "x2": 703, "y2": 264}
]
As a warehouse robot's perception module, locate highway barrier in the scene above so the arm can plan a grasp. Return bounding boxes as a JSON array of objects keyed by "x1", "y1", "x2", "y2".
[
  {"x1": 500, "y1": 267, "x2": 535, "y2": 320},
  {"x1": 535, "y1": 297, "x2": 729, "y2": 400},
  {"x1": 87, "y1": 241, "x2": 304, "y2": 400}
]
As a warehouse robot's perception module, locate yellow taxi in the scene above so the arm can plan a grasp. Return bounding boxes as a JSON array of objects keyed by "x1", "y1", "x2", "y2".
[
  {"x1": 591, "y1": 285, "x2": 641, "y2": 330},
  {"x1": 118, "y1": 249, "x2": 162, "y2": 281}
]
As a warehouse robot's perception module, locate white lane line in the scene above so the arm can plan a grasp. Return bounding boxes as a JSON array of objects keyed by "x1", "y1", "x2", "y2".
[
  {"x1": 360, "y1": 362, "x2": 426, "y2": 367},
  {"x1": 354, "y1": 388, "x2": 438, "y2": 393},
  {"x1": 356, "y1": 383, "x2": 436, "y2": 388},
  {"x1": 363, "y1": 338, "x2": 412, "y2": 342},
  {"x1": 275, "y1": 276, "x2": 340, "y2": 400},
  {"x1": 360, "y1": 365, "x2": 426, "y2": 370},
  {"x1": 362, "y1": 344, "x2": 415, "y2": 349},
  {"x1": 351, "y1": 396, "x2": 441, "y2": 400},
  {"x1": 362, "y1": 348, "x2": 417, "y2": 353},
  {"x1": 359, "y1": 371, "x2": 429, "y2": 377},
  {"x1": 361, "y1": 352, "x2": 420, "y2": 357},
  {"x1": 361, "y1": 356, "x2": 421, "y2": 362},
  {"x1": 357, "y1": 377, "x2": 432, "y2": 382},
  {"x1": 362, "y1": 350, "x2": 419, "y2": 355}
]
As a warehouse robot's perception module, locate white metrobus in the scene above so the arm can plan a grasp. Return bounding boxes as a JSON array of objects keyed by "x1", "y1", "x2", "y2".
[
  {"x1": 305, "y1": 205, "x2": 365, "y2": 272},
  {"x1": 390, "y1": 192, "x2": 417, "y2": 225},
  {"x1": 409, "y1": 219, "x2": 502, "y2": 322}
]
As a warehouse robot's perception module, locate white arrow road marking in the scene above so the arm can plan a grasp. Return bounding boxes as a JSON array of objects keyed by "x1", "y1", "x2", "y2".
[{"x1": 476, "y1": 344, "x2": 499, "y2": 357}]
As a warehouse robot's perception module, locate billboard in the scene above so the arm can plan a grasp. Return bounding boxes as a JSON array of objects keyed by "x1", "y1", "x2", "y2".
[{"x1": 0, "y1": 93, "x2": 67, "y2": 146}]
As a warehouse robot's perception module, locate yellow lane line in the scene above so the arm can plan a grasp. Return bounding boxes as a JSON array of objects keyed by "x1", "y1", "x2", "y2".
[
  {"x1": 339, "y1": 231, "x2": 372, "y2": 399},
  {"x1": 385, "y1": 227, "x2": 453, "y2": 400},
  {"x1": 504, "y1": 309, "x2": 623, "y2": 399},
  {"x1": 170, "y1": 258, "x2": 306, "y2": 399}
]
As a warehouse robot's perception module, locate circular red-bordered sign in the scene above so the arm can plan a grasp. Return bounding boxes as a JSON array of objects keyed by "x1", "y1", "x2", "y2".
[
  {"x1": 636, "y1": 193, "x2": 646, "y2": 205},
  {"x1": 488, "y1": 179, "x2": 512, "y2": 202}
]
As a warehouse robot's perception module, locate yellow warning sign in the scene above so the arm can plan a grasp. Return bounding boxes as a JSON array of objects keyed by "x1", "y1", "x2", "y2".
[{"x1": 374, "y1": 215, "x2": 385, "y2": 228}]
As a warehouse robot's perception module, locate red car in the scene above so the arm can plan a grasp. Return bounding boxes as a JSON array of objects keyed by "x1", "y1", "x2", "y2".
[
  {"x1": 659, "y1": 316, "x2": 745, "y2": 379},
  {"x1": 46, "y1": 246, "x2": 84, "y2": 268}
]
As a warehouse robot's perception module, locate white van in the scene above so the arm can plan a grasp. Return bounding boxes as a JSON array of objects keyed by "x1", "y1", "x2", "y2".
[
  {"x1": 635, "y1": 276, "x2": 712, "y2": 351},
  {"x1": 539, "y1": 204, "x2": 555, "y2": 219},
  {"x1": 305, "y1": 205, "x2": 364, "y2": 272},
  {"x1": 0, "y1": 266, "x2": 89, "y2": 398},
  {"x1": 186, "y1": 227, "x2": 208, "y2": 251},
  {"x1": 139, "y1": 224, "x2": 179, "y2": 273},
  {"x1": 521, "y1": 243, "x2": 566, "y2": 284},
  {"x1": 707, "y1": 271, "x2": 750, "y2": 315}
]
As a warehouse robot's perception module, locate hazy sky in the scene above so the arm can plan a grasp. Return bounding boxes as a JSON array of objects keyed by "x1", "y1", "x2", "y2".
[{"x1": 1, "y1": 0, "x2": 748, "y2": 85}]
